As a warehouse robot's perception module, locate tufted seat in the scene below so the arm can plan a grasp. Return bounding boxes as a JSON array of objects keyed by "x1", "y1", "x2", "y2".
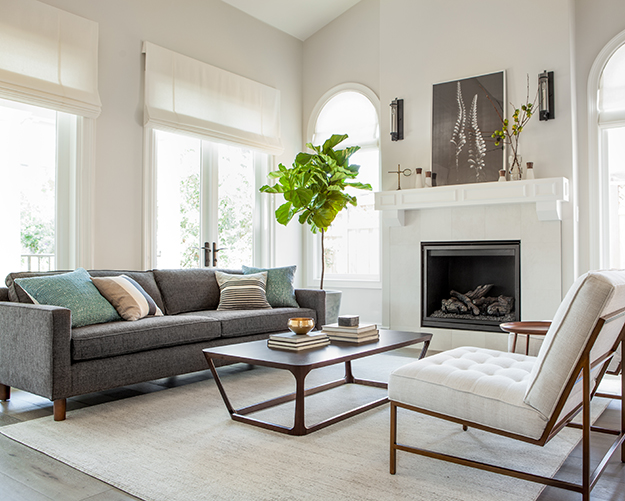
[{"x1": 389, "y1": 347, "x2": 547, "y2": 438}]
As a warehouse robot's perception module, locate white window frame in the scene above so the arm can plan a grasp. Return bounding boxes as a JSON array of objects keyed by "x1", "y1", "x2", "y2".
[
  {"x1": 142, "y1": 126, "x2": 274, "y2": 270},
  {"x1": 588, "y1": 29, "x2": 625, "y2": 269},
  {"x1": 0, "y1": 99, "x2": 94, "y2": 272},
  {"x1": 304, "y1": 83, "x2": 381, "y2": 290}
]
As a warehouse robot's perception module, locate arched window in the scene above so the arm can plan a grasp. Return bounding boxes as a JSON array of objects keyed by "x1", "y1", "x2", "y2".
[
  {"x1": 308, "y1": 85, "x2": 380, "y2": 284},
  {"x1": 594, "y1": 37, "x2": 625, "y2": 268}
]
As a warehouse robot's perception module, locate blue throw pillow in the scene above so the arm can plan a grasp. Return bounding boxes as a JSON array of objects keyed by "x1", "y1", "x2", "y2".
[
  {"x1": 15, "y1": 268, "x2": 121, "y2": 328},
  {"x1": 242, "y1": 265, "x2": 299, "y2": 308}
]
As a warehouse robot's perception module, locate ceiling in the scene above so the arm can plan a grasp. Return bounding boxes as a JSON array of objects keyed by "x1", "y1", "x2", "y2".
[{"x1": 220, "y1": 0, "x2": 362, "y2": 41}]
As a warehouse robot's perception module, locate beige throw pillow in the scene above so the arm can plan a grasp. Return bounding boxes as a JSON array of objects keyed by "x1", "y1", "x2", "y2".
[{"x1": 92, "y1": 275, "x2": 163, "y2": 321}]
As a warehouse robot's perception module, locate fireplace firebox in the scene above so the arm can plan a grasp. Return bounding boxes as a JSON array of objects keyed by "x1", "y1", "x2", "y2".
[{"x1": 421, "y1": 241, "x2": 520, "y2": 332}]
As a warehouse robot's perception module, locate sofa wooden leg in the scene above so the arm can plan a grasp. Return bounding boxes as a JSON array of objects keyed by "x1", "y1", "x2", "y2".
[
  {"x1": 0, "y1": 384, "x2": 10, "y2": 401},
  {"x1": 53, "y1": 399, "x2": 66, "y2": 421}
]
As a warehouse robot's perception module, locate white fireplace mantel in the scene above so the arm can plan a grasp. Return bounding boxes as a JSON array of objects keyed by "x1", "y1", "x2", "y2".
[{"x1": 374, "y1": 177, "x2": 569, "y2": 226}]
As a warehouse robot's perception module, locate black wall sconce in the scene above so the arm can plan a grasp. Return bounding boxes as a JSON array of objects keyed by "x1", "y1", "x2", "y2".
[
  {"x1": 538, "y1": 70, "x2": 554, "y2": 121},
  {"x1": 390, "y1": 98, "x2": 404, "y2": 141}
]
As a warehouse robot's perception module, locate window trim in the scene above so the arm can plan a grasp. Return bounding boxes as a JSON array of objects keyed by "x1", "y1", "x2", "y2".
[
  {"x1": 304, "y1": 83, "x2": 381, "y2": 289},
  {"x1": 588, "y1": 29, "x2": 625, "y2": 269}
]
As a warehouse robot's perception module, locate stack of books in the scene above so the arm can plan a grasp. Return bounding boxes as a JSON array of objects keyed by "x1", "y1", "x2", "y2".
[
  {"x1": 321, "y1": 323, "x2": 379, "y2": 343},
  {"x1": 267, "y1": 331, "x2": 330, "y2": 351}
]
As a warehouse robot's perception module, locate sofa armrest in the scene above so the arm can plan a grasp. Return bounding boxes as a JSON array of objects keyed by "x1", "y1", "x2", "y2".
[
  {"x1": 0, "y1": 287, "x2": 8, "y2": 302},
  {"x1": 0, "y1": 302, "x2": 72, "y2": 400},
  {"x1": 294, "y1": 289, "x2": 326, "y2": 329}
]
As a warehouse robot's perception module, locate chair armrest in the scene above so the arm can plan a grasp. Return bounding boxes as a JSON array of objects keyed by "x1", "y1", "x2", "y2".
[
  {"x1": 294, "y1": 289, "x2": 326, "y2": 329},
  {"x1": 0, "y1": 302, "x2": 72, "y2": 400}
]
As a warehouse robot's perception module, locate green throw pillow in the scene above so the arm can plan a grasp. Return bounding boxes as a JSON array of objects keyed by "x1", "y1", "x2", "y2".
[
  {"x1": 15, "y1": 268, "x2": 121, "y2": 328},
  {"x1": 242, "y1": 265, "x2": 299, "y2": 308}
]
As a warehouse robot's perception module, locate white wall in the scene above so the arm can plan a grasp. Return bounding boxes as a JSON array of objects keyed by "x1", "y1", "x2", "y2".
[{"x1": 37, "y1": 0, "x2": 304, "y2": 277}]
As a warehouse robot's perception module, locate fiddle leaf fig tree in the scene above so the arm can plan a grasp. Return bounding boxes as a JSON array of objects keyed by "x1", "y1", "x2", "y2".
[{"x1": 260, "y1": 134, "x2": 371, "y2": 289}]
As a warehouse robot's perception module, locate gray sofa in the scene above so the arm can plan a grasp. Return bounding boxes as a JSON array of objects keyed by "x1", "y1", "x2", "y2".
[{"x1": 0, "y1": 268, "x2": 326, "y2": 420}]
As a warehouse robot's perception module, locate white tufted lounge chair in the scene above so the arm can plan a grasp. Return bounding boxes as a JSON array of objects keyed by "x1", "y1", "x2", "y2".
[{"x1": 389, "y1": 270, "x2": 625, "y2": 500}]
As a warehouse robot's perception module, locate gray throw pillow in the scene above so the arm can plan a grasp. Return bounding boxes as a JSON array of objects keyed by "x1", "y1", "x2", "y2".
[{"x1": 242, "y1": 265, "x2": 299, "y2": 308}]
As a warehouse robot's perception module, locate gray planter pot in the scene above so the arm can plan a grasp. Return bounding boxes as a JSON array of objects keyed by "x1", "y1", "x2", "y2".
[{"x1": 324, "y1": 289, "x2": 342, "y2": 325}]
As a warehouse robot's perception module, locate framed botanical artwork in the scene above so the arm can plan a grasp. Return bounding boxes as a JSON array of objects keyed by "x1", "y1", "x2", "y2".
[{"x1": 432, "y1": 71, "x2": 504, "y2": 186}]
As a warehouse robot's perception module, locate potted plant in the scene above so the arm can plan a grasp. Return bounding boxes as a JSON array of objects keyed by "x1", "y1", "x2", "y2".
[{"x1": 260, "y1": 134, "x2": 371, "y2": 322}]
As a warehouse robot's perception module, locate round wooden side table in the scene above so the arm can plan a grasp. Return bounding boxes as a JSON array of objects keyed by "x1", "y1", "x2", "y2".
[{"x1": 499, "y1": 321, "x2": 551, "y2": 355}]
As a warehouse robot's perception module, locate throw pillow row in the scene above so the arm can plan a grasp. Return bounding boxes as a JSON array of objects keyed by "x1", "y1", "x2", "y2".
[{"x1": 14, "y1": 265, "x2": 300, "y2": 327}]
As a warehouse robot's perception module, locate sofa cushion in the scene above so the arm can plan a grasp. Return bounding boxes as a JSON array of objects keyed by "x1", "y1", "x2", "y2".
[
  {"x1": 389, "y1": 347, "x2": 547, "y2": 440},
  {"x1": 152, "y1": 268, "x2": 240, "y2": 315},
  {"x1": 14, "y1": 268, "x2": 121, "y2": 328},
  {"x1": 71, "y1": 315, "x2": 221, "y2": 361},
  {"x1": 242, "y1": 265, "x2": 299, "y2": 308},
  {"x1": 91, "y1": 275, "x2": 163, "y2": 321},
  {"x1": 179, "y1": 307, "x2": 316, "y2": 338},
  {"x1": 215, "y1": 271, "x2": 271, "y2": 311}
]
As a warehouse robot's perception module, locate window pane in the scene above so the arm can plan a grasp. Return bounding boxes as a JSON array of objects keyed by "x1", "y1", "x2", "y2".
[
  {"x1": 313, "y1": 92, "x2": 379, "y2": 147},
  {"x1": 0, "y1": 98, "x2": 56, "y2": 279},
  {"x1": 600, "y1": 43, "x2": 625, "y2": 113},
  {"x1": 155, "y1": 130, "x2": 201, "y2": 268},
  {"x1": 324, "y1": 148, "x2": 380, "y2": 278},
  {"x1": 217, "y1": 144, "x2": 254, "y2": 269},
  {"x1": 607, "y1": 127, "x2": 625, "y2": 268}
]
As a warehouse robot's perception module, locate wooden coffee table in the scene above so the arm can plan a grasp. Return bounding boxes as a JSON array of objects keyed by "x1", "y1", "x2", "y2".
[{"x1": 203, "y1": 330, "x2": 431, "y2": 436}]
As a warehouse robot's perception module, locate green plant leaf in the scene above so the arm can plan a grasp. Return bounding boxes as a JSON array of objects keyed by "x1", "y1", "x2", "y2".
[
  {"x1": 291, "y1": 187, "x2": 313, "y2": 207},
  {"x1": 275, "y1": 202, "x2": 294, "y2": 226},
  {"x1": 345, "y1": 181, "x2": 372, "y2": 191},
  {"x1": 323, "y1": 134, "x2": 349, "y2": 152}
]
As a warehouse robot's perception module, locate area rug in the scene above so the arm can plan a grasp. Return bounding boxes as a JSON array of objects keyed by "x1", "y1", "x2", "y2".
[{"x1": 0, "y1": 353, "x2": 609, "y2": 501}]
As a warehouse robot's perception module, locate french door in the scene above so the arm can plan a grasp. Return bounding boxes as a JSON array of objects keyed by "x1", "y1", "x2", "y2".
[{"x1": 153, "y1": 129, "x2": 267, "y2": 269}]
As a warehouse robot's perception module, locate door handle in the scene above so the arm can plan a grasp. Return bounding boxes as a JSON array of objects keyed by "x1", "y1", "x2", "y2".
[
  {"x1": 200, "y1": 242, "x2": 211, "y2": 267},
  {"x1": 212, "y1": 242, "x2": 227, "y2": 267}
]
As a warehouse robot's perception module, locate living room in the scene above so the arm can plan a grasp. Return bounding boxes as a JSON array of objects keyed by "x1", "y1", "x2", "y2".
[{"x1": 1, "y1": 0, "x2": 624, "y2": 499}]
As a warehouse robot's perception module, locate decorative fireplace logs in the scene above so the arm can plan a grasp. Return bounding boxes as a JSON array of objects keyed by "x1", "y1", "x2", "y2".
[{"x1": 441, "y1": 284, "x2": 514, "y2": 317}]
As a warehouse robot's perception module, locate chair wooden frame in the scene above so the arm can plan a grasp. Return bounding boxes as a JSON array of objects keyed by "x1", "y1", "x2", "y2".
[{"x1": 390, "y1": 308, "x2": 625, "y2": 501}]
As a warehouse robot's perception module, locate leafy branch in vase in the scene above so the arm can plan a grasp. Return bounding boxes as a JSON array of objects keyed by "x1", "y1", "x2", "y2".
[{"x1": 487, "y1": 75, "x2": 538, "y2": 178}]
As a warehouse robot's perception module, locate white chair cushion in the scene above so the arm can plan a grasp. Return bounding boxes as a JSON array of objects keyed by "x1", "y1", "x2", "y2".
[{"x1": 388, "y1": 347, "x2": 549, "y2": 440}]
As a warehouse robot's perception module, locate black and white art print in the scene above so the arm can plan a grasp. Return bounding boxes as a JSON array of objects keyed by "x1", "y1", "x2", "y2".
[{"x1": 432, "y1": 71, "x2": 504, "y2": 186}]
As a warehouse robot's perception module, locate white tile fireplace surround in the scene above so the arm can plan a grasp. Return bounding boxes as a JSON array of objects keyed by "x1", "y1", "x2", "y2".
[{"x1": 376, "y1": 178, "x2": 569, "y2": 352}]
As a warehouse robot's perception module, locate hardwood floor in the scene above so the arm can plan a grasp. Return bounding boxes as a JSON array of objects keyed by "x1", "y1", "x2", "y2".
[{"x1": 0, "y1": 358, "x2": 623, "y2": 500}]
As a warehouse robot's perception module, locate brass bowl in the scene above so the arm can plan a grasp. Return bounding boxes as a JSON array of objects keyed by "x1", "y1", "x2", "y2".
[{"x1": 287, "y1": 317, "x2": 315, "y2": 335}]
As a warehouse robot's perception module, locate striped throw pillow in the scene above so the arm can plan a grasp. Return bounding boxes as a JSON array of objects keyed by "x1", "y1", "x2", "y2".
[
  {"x1": 91, "y1": 275, "x2": 163, "y2": 321},
  {"x1": 215, "y1": 271, "x2": 272, "y2": 311}
]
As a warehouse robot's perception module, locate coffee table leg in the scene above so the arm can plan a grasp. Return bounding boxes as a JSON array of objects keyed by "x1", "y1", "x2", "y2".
[
  {"x1": 419, "y1": 339, "x2": 431, "y2": 359},
  {"x1": 292, "y1": 367, "x2": 311, "y2": 435},
  {"x1": 344, "y1": 360, "x2": 354, "y2": 383},
  {"x1": 206, "y1": 357, "x2": 236, "y2": 415}
]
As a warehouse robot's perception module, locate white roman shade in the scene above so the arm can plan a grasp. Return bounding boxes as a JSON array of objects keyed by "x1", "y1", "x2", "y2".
[
  {"x1": 0, "y1": 0, "x2": 101, "y2": 118},
  {"x1": 142, "y1": 41, "x2": 283, "y2": 155},
  {"x1": 599, "y1": 42, "x2": 625, "y2": 124}
]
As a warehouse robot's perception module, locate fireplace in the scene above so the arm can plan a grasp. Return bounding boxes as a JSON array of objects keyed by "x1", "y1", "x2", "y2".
[{"x1": 421, "y1": 241, "x2": 521, "y2": 332}]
